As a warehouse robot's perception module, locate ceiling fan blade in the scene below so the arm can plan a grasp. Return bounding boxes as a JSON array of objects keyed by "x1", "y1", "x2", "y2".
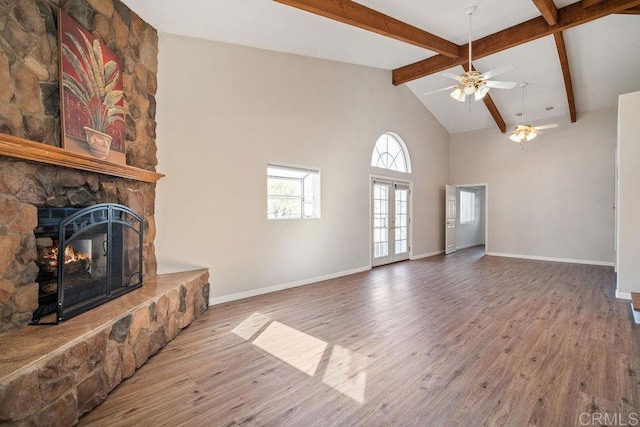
[
  {"x1": 484, "y1": 80, "x2": 517, "y2": 89},
  {"x1": 442, "y1": 72, "x2": 463, "y2": 82},
  {"x1": 533, "y1": 124, "x2": 559, "y2": 130},
  {"x1": 475, "y1": 86, "x2": 490, "y2": 101},
  {"x1": 424, "y1": 86, "x2": 457, "y2": 96},
  {"x1": 479, "y1": 64, "x2": 514, "y2": 80}
]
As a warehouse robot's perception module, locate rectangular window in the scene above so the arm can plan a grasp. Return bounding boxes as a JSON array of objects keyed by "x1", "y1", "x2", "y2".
[
  {"x1": 267, "y1": 164, "x2": 320, "y2": 220},
  {"x1": 459, "y1": 190, "x2": 476, "y2": 224}
]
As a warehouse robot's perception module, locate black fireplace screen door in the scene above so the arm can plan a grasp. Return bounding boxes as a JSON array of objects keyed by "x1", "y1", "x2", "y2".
[{"x1": 55, "y1": 203, "x2": 143, "y2": 322}]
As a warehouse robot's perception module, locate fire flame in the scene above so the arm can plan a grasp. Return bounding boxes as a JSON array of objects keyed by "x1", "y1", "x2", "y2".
[{"x1": 44, "y1": 245, "x2": 91, "y2": 267}]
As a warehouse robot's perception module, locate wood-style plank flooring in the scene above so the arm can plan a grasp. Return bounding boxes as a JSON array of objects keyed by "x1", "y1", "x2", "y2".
[{"x1": 80, "y1": 247, "x2": 640, "y2": 426}]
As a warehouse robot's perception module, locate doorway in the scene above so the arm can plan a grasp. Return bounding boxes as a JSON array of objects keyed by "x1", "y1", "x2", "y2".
[
  {"x1": 448, "y1": 184, "x2": 487, "y2": 254},
  {"x1": 372, "y1": 178, "x2": 411, "y2": 266}
]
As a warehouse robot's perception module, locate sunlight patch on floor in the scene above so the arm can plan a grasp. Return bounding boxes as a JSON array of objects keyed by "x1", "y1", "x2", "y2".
[
  {"x1": 232, "y1": 312, "x2": 369, "y2": 403},
  {"x1": 322, "y1": 345, "x2": 368, "y2": 403},
  {"x1": 231, "y1": 312, "x2": 271, "y2": 340},
  {"x1": 252, "y1": 321, "x2": 328, "y2": 376}
]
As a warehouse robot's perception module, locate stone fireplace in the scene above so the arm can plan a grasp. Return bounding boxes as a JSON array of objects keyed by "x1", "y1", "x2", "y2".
[
  {"x1": 0, "y1": 157, "x2": 158, "y2": 334},
  {"x1": 0, "y1": 1, "x2": 210, "y2": 425},
  {"x1": 0, "y1": 0, "x2": 160, "y2": 336}
]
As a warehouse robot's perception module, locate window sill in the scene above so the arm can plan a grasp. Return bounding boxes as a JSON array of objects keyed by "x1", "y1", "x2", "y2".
[{"x1": 268, "y1": 217, "x2": 321, "y2": 221}]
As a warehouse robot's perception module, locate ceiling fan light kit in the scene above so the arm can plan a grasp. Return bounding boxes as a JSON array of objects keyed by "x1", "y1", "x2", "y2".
[{"x1": 509, "y1": 125, "x2": 537, "y2": 143}]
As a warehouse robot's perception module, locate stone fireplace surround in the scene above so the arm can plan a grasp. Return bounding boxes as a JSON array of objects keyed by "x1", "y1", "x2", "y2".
[
  {"x1": 0, "y1": 1, "x2": 210, "y2": 424},
  {"x1": 0, "y1": 137, "x2": 211, "y2": 423},
  {"x1": 0, "y1": 0, "x2": 162, "y2": 336},
  {"x1": 0, "y1": 153, "x2": 159, "y2": 334}
]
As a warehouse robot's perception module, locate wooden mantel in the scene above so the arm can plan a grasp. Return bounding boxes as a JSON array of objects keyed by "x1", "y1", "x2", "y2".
[{"x1": 0, "y1": 133, "x2": 164, "y2": 183}]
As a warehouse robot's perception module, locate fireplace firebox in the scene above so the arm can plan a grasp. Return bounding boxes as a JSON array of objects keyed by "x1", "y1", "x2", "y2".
[{"x1": 32, "y1": 203, "x2": 143, "y2": 324}]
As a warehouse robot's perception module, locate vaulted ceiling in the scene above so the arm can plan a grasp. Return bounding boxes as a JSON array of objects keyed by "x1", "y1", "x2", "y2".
[{"x1": 122, "y1": 0, "x2": 640, "y2": 134}]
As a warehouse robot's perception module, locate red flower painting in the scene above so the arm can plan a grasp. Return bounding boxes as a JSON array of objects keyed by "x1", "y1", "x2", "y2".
[{"x1": 59, "y1": 10, "x2": 125, "y2": 164}]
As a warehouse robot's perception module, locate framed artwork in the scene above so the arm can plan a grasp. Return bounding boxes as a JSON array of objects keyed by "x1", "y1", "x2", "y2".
[{"x1": 58, "y1": 10, "x2": 126, "y2": 164}]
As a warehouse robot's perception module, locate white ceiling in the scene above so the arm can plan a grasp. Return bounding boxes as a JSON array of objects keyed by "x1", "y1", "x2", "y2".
[{"x1": 122, "y1": 0, "x2": 640, "y2": 134}]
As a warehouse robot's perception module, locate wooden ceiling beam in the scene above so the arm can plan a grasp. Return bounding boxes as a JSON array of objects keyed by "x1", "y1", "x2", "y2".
[
  {"x1": 482, "y1": 94, "x2": 508, "y2": 133},
  {"x1": 617, "y1": 5, "x2": 640, "y2": 13},
  {"x1": 393, "y1": 0, "x2": 640, "y2": 85},
  {"x1": 583, "y1": 0, "x2": 605, "y2": 8},
  {"x1": 532, "y1": 0, "x2": 558, "y2": 25},
  {"x1": 532, "y1": 0, "x2": 576, "y2": 122},
  {"x1": 273, "y1": 0, "x2": 461, "y2": 58},
  {"x1": 553, "y1": 32, "x2": 577, "y2": 122},
  {"x1": 462, "y1": 63, "x2": 507, "y2": 133}
]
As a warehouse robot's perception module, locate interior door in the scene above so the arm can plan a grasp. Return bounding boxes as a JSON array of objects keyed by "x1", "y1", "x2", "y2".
[
  {"x1": 372, "y1": 179, "x2": 410, "y2": 266},
  {"x1": 445, "y1": 185, "x2": 457, "y2": 254}
]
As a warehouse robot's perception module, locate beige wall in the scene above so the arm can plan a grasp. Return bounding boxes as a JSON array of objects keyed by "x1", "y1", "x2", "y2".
[
  {"x1": 155, "y1": 34, "x2": 449, "y2": 301},
  {"x1": 450, "y1": 108, "x2": 616, "y2": 265},
  {"x1": 616, "y1": 91, "x2": 640, "y2": 297}
]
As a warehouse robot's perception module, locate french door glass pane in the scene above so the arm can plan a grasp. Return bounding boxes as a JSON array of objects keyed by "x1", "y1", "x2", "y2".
[
  {"x1": 373, "y1": 184, "x2": 389, "y2": 258},
  {"x1": 394, "y1": 188, "x2": 408, "y2": 255}
]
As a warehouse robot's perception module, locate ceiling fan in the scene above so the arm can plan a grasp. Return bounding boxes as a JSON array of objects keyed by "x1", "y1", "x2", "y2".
[
  {"x1": 509, "y1": 82, "x2": 558, "y2": 143},
  {"x1": 425, "y1": 6, "x2": 517, "y2": 102}
]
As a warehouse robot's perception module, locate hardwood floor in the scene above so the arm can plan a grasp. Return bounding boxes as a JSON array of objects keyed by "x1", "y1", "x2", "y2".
[{"x1": 80, "y1": 247, "x2": 640, "y2": 426}]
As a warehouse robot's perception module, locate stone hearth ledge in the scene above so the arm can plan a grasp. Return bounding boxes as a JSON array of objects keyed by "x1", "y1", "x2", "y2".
[{"x1": 0, "y1": 269, "x2": 209, "y2": 425}]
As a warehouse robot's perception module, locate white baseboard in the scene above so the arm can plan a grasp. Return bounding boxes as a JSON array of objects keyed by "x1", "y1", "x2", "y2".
[
  {"x1": 410, "y1": 250, "x2": 444, "y2": 260},
  {"x1": 486, "y1": 252, "x2": 615, "y2": 267},
  {"x1": 209, "y1": 266, "x2": 371, "y2": 306},
  {"x1": 616, "y1": 290, "x2": 632, "y2": 300}
]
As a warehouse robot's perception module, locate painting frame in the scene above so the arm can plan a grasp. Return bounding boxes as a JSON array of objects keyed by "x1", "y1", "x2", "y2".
[{"x1": 58, "y1": 9, "x2": 126, "y2": 165}]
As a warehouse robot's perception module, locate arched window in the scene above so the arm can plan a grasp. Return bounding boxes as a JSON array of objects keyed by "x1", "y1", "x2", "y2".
[{"x1": 371, "y1": 133, "x2": 411, "y2": 173}]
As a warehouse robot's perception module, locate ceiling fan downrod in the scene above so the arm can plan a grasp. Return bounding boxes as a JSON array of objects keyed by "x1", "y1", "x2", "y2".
[
  {"x1": 520, "y1": 82, "x2": 527, "y2": 126},
  {"x1": 465, "y1": 6, "x2": 476, "y2": 70}
]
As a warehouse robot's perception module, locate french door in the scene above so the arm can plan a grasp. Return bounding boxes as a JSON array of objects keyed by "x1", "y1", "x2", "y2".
[{"x1": 372, "y1": 179, "x2": 410, "y2": 266}]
